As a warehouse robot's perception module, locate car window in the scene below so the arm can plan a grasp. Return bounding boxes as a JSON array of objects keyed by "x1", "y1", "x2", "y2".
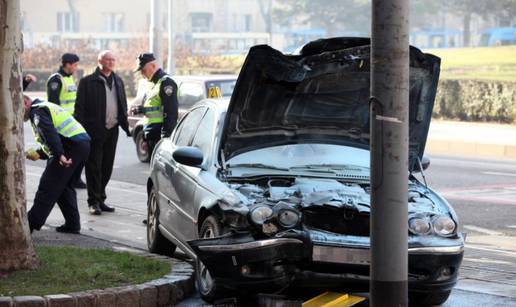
[
  {"x1": 178, "y1": 81, "x2": 205, "y2": 107},
  {"x1": 191, "y1": 108, "x2": 215, "y2": 160},
  {"x1": 205, "y1": 80, "x2": 236, "y2": 97},
  {"x1": 173, "y1": 107, "x2": 206, "y2": 146}
]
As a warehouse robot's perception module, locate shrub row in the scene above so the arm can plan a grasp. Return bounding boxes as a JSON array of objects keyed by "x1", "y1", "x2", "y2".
[{"x1": 434, "y1": 79, "x2": 516, "y2": 123}]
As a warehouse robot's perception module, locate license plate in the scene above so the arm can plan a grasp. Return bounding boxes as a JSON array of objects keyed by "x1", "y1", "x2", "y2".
[{"x1": 312, "y1": 245, "x2": 371, "y2": 265}]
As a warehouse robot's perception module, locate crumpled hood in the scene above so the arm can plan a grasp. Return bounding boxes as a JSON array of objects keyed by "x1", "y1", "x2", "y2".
[{"x1": 220, "y1": 37, "x2": 440, "y2": 172}]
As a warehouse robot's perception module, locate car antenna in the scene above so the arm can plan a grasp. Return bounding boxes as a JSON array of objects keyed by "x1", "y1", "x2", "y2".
[{"x1": 417, "y1": 156, "x2": 428, "y2": 189}]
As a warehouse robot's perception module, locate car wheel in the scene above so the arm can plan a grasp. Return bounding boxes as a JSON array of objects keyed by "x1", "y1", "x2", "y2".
[
  {"x1": 196, "y1": 215, "x2": 227, "y2": 302},
  {"x1": 135, "y1": 130, "x2": 151, "y2": 163},
  {"x1": 147, "y1": 187, "x2": 176, "y2": 256},
  {"x1": 409, "y1": 290, "x2": 452, "y2": 306}
]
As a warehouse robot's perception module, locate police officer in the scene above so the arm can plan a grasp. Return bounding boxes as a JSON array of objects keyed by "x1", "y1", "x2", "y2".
[
  {"x1": 134, "y1": 53, "x2": 178, "y2": 151},
  {"x1": 47, "y1": 53, "x2": 86, "y2": 189},
  {"x1": 24, "y1": 95, "x2": 90, "y2": 234},
  {"x1": 47, "y1": 53, "x2": 80, "y2": 114},
  {"x1": 134, "y1": 53, "x2": 178, "y2": 225}
]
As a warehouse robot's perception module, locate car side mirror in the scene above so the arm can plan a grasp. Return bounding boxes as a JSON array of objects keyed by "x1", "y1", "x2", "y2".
[{"x1": 173, "y1": 146, "x2": 204, "y2": 168}]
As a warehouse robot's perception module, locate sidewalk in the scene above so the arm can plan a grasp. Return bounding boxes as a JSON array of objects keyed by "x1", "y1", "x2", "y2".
[{"x1": 427, "y1": 120, "x2": 516, "y2": 159}]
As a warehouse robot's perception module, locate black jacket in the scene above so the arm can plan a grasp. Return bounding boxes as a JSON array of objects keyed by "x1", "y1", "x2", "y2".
[
  {"x1": 74, "y1": 68, "x2": 129, "y2": 139},
  {"x1": 150, "y1": 68, "x2": 178, "y2": 137}
]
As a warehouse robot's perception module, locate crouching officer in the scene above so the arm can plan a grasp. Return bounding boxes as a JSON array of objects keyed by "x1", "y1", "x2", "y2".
[
  {"x1": 24, "y1": 95, "x2": 90, "y2": 234},
  {"x1": 134, "y1": 53, "x2": 178, "y2": 152}
]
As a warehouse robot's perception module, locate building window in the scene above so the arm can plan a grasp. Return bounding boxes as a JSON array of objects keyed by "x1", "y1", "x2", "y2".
[
  {"x1": 57, "y1": 12, "x2": 79, "y2": 32},
  {"x1": 104, "y1": 13, "x2": 125, "y2": 32},
  {"x1": 190, "y1": 13, "x2": 212, "y2": 32},
  {"x1": 244, "y1": 14, "x2": 252, "y2": 32}
]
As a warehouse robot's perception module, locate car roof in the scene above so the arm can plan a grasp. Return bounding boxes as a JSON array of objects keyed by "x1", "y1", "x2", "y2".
[{"x1": 172, "y1": 75, "x2": 237, "y2": 82}]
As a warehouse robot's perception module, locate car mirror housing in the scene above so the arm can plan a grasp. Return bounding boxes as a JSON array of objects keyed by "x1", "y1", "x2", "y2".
[{"x1": 173, "y1": 146, "x2": 204, "y2": 168}]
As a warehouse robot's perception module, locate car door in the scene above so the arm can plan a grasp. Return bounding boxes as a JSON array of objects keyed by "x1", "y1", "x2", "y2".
[
  {"x1": 158, "y1": 107, "x2": 207, "y2": 241},
  {"x1": 181, "y1": 108, "x2": 216, "y2": 240}
]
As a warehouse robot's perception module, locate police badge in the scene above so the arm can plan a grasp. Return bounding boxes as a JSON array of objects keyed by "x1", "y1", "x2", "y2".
[
  {"x1": 164, "y1": 85, "x2": 174, "y2": 96},
  {"x1": 50, "y1": 82, "x2": 59, "y2": 91}
]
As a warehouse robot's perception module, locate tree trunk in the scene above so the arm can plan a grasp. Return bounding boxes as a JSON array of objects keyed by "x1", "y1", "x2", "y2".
[
  {"x1": 462, "y1": 11, "x2": 471, "y2": 47},
  {"x1": 0, "y1": 0, "x2": 38, "y2": 272}
]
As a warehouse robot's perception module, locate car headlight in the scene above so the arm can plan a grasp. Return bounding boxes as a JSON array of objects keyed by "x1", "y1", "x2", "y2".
[
  {"x1": 408, "y1": 217, "x2": 431, "y2": 235},
  {"x1": 432, "y1": 216, "x2": 456, "y2": 237},
  {"x1": 278, "y1": 209, "x2": 300, "y2": 228},
  {"x1": 250, "y1": 206, "x2": 273, "y2": 225}
]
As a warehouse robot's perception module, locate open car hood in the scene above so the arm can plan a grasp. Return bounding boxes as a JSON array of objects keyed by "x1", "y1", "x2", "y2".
[{"x1": 220, "y1": 37, "x2": 440, "y2": 172}]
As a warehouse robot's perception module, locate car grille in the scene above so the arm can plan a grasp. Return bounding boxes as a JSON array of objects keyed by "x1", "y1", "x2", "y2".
[{"x1": 302, "y1": 206, "x2": 370, "y2": 236}]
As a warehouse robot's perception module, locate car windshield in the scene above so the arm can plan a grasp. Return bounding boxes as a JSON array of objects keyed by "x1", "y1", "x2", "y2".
[
  {"x1": 206, "y1": 80, "x2": 236, "y2": 97},
  {"x1": 227, "y1": 144, "x2": 369, "y2": 171}
]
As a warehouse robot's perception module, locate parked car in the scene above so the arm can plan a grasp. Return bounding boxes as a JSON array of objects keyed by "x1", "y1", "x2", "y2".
[
  {"x1": 146, "y1": 37, "x2": 464, "y2": 305},
  {"x1": 128, "y1": 75, "x2": 237, "y2": 162}
]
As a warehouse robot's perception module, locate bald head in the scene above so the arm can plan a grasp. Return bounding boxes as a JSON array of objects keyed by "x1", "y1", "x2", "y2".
[{"x1": 98, "y1": 50, "x2": 116, "y2": 75}]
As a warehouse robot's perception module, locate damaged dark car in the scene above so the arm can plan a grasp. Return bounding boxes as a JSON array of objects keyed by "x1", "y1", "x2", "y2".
[{"x1": 146, "y1": 37, "x2": 464, "y2": 305}]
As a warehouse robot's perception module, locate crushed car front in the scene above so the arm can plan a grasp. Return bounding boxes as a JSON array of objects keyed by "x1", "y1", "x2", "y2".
[{"x1": 188, "y1": 37, "x2": 464, "y2": 297}]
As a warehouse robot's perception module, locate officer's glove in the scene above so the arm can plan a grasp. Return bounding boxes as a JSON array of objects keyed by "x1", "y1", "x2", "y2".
[
  {"x1": 26, "y1": 149, "x2": 40, "y2": 161},
  {"x1": 130, "y1": 105, "x2": 144, "y2": 115}
]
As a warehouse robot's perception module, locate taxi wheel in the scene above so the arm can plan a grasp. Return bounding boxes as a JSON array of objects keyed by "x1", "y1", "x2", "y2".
[
  {"x1": 147, "y1": 187, "x2": 176, "y2": 256},
  {"x1": 136, "y1": 130, "x2": 151, "y2": 163}
]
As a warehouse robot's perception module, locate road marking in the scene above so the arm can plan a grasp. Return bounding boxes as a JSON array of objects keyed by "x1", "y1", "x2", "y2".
[
  {"x1": 463, "y1": 257, "x2": 513, "y2": 265},
  {"x1": 482, "y1": 171, "x2": 516, "y2": 177},
  {"x1": 464, "y1": 225, "x2": 503, "y2": 236},
  {"x1": 466, "y1": 245, "x2": 516, "y2": 258}
]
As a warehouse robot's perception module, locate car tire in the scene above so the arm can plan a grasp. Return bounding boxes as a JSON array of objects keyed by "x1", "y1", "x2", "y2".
[
  {"x1": 147, "y1": 187, "x2": 176, "y2": 256},
  {"x1": 409, "y1": 290, "x2": 452, "y2": 306},
  {"x1": 196, "y1": 215, "x2": 227, "y2": 302},
  {"x1": 135, "y1": 129, "x2": 151, "y2": 163}
]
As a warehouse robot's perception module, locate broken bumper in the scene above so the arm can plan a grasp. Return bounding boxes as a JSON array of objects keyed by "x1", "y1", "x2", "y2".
[{"x1": 188, "y1": 232, "x2": 464, "y2": 293}]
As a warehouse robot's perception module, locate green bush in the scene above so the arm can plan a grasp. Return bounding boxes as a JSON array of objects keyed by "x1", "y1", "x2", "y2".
[{"x1": 434, "y1": 79, "x2": 516, "y2": 123}]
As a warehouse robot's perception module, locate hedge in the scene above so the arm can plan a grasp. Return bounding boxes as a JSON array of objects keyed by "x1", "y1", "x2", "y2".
[{"x1": 434, "y1": 79, "x2": 516, "y2": 123}]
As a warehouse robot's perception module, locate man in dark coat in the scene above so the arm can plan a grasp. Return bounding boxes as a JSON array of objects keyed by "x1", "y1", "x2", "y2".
[{"x1": 74, "y1": 50, "x2": 130, "y2": 215}]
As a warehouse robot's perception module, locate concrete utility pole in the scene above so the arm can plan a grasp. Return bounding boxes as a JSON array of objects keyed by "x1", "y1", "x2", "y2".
[
  {"x1": 370, "y1": 0, "x2": 409, "y2": 306},
  {"x1": 167, "y1": 0, "x2": 175, "y2": 74},
  {"x1": 150, "y1": 0, "x2": 163, "y2": 66}
]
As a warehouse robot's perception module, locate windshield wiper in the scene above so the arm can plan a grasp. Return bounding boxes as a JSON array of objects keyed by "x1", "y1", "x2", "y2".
[{"x1": 227, "y1": 163, "x2": 290, "y2": 171}]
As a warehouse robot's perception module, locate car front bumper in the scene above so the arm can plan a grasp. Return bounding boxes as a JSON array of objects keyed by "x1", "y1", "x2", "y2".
[{"x1": 189, "y1": 231, "x2": 464, "y2": 293}]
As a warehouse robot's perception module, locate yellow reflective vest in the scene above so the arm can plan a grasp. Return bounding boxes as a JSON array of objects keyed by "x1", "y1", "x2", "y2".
[
  {"x1": 31, "y1": 101, "x2": 86, "y2": 156},
  {"x1": 46, "y1": 73, "x2": 77, "y2": 114},
  {"x1": 142, "y1": 76, "x2": 176, "y2": 125}
]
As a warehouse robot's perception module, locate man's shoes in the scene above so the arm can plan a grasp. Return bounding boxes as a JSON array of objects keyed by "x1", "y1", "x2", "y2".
[
  {"x1": 56, "y1": 225, "x2": 80, "y2": 234},
  {"x1": 89, "y1": 204, "x2": 102, "y2": 215},
  {"x1": 74, "y1": 179, "x2": 87, "y2": 189},
  {"x1": 99, "y1": 203, "x2": 115, "y2": 212}
]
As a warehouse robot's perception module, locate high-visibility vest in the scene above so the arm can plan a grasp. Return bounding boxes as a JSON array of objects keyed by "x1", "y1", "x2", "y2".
[
  {"x1": 46, "y1": 73, "x2": 77, "y2": 114},
  {"x1": 31, "y1": 101, "x2": 86, "y2": 156},
  {"x1": 142, "y1": 75, "x2": 176, "y2": 125}
]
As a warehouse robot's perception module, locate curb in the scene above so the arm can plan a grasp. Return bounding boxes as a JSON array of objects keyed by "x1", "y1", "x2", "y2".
[
  {"x1": 0, "y1": 250, "x2": 195, "y2": 307},
  {"x1": 426, "y1": 139, "x2": 516, "y2": 160}
]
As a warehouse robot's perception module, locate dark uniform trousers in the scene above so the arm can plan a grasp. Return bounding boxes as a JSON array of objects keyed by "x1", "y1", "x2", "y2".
[
  {"x1": 85, "y1": 126, "x2": 119, "y2": 206},
  {"x1": 28, "y1": 140, "x2": 90, "y2": 231}
]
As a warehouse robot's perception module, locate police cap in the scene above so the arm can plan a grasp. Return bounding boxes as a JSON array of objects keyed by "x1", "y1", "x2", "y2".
[
  {"x1": 61, "y1": 53, "x2": 80, "y2": 64},
  {"x1": 134, "y1": 53, "x2": 156, "y2": 72}
]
